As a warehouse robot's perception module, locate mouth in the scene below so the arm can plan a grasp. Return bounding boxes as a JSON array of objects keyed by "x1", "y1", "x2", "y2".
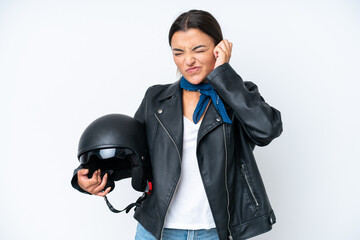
[{"x1": 186, "y1": 66, "x2": 201, "y2": 74}]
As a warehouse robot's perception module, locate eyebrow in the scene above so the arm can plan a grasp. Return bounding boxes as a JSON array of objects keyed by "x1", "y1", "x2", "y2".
[
  {"x1": 192, "y1": 45, "x2": 207, "y2": 50},
  {"x1": 172, "y1": 45, "x2": 208, "y2": 52}
]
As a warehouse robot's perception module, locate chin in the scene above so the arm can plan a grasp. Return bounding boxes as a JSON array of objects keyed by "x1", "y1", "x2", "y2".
[{"x1": 184, "y1": 75, "x2": 206, "y2": 85}]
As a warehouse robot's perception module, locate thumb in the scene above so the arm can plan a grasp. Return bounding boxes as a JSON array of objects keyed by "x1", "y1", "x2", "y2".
[{"x1": 78, "y1": 168, "x2": 89, "y2": 176}]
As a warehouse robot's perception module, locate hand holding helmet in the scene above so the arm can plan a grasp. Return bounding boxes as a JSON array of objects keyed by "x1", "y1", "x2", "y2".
[
  {"x1": 72, "y1": 113, "x2": 152, "y2": 213},
  {"x1": 77, "y1": 168, "x2": 111, "y2": 196}
]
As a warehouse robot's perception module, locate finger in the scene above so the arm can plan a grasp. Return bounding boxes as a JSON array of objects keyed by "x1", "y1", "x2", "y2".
[
  {"x1": 85, "y1": 176, "x2": 101, "y2": 187},
  {"x1": 78, "y1": 177, "x2": 100, "y2": 194},
  {"x1": 222, "y1": 40, "x2": 231, "y2": 55},
  {"x1": 91, "y1": 169, "x2": 99, "y2": 181},
  {"x1": 227, "y1": 41, "x2": 232, "y2": 53},
  {"x1": 221, "y1": 43, "x2": 231, "y2": 58},
  {"x1": 225, "y1": 41, "x2": 231, "y2": 53},
  {"x1": 215, "y1": 40, "x2": 223, "y2": 49},
  {"x1": 93, "y1": 173, "x2": 108, "y2": 194},
  {"x1": 218, "y1": 41, "x2": 226, "y2": 51},
  {"x1": 213, "y1": 46, "x2": 221, "y2": 59},
  {"x1": 77, "y1": 169, "x2": 96, "y2": 185},
  {"x1": 222, "y1": 39, "x2": 232, "y2": 51},
  {"x1": 225, "y1": 42, "x2": 232, "y2": 58},
  {"x1": 88, "y1": 170, "x2": 101, "y2": 185},
  {"x1": 95, "y1": 187, "x2": 111, "y2": 197},
  {"x1": 77, "y1": 168, "x2": 89, "y2": 176},
  {"x1": 214, "y1": 45, "x2": 226, "y2": 56},
  {"x1": 97, "y1": 169, "x2": 102, "y2": 183},
  {"x1": 78, "y1": 176, "x2": 100, "y2": 192}
]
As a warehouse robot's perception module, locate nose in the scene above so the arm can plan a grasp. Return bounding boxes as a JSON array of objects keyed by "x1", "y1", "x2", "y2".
[{"x1": 185, "y1": 53, "x2": 195, "y2": 66}]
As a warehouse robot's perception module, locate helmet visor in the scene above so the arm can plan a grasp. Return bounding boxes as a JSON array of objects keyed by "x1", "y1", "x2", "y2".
[{"x1": 79, "y1": 148, "x2": 134, "y2": 164}]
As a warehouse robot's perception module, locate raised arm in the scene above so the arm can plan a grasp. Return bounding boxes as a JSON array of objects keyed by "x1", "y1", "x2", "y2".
[{"x1": 207, "y1": 63, "x2": 283, "y2": 146}]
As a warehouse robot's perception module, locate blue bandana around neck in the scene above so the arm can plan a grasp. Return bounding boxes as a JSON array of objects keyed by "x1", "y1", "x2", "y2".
[{"x1": 180, "y1": 76, "x2": 232, "y2": 124}]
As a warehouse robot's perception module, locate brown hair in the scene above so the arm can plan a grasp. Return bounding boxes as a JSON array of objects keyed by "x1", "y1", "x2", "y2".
[{"x1": 168, "y1": 10, "x2": 223, "y2": 46}]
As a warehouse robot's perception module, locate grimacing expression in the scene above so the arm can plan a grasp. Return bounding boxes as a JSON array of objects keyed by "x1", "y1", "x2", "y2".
[{"x1": 171, "y1": 28, "x2": 216, "y2": 85}]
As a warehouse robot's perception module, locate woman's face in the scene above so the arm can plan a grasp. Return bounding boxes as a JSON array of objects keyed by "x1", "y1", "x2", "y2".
[{"x1": 171, "y1": 28, "x2": 216, "y2": 85}]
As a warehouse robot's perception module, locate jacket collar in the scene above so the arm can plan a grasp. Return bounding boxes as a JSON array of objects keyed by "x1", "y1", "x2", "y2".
[
  {"x1": 155, "y1": 80, "x2": 224, "y2": 154},
  {"x1": 158, "y1": 80, "x2": 181, "y2": 101},
  {"x1": 155, "y1": 80, "x2": 184, "y2": 156},
  {"x1": 198, "y1": 102, "x2": 223, "y2": 144}
]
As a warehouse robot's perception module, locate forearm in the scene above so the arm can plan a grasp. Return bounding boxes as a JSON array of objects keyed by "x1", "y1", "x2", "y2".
[{"x1": 207, "y1": 63, "x2": 283, "y2": 145}]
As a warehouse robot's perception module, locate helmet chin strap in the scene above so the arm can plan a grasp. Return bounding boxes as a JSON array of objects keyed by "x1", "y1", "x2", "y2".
[
  {"x1": 103, "y1": 181, "x2": 153, "y2": 214},
  {"x1": 104, "y1": 194, "x2": 146, "y2": 213}
]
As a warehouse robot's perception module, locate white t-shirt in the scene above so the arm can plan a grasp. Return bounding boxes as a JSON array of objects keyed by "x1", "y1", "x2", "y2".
[{"x1": 163, "y1": 116, "x2": 216, "y2": 230}]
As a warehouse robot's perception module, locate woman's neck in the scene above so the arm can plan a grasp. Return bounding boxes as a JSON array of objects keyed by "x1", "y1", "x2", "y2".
[{"x1": 182, "y1": 89, "x2": 202, "y2": 123}]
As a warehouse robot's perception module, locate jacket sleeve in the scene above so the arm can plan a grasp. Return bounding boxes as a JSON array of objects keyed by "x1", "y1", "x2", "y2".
[
  {"x1": 207, "y1": 63, "x2": 283, "y2": 146},
  {"x1": 70, "y1": 165, "x2": 91, "y2": 194},
  {"x1": 134, "y1": 88, "x2": 153, "y2": 181},
  {"x1": 134, "y1": 90, "x2": 148, "y2": 125}
]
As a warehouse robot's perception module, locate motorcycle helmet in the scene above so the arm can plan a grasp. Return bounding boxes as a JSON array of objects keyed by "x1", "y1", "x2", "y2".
[{"x1": 77, "y1": 114, "x2": 151, "y2": 193}]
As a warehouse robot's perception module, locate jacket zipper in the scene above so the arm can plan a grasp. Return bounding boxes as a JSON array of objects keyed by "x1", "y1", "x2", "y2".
[
  {"x1": 241, "y1": 164, "x2": 259, "y2": 206},
  {"x1": 155, "y1": 113, "x2": 182, "y2": 240},
  {"x1": 223, "y1": 125, "x2": 233, "y2": 240}
]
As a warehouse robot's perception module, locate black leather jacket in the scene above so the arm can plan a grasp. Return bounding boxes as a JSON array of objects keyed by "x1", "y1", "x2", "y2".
[
  {"x1": 71, "y1": 63, "x2": 282, "y2": 240},
  {"x1": 132, "y1": 63, "x2": 282, "y2": 240}
]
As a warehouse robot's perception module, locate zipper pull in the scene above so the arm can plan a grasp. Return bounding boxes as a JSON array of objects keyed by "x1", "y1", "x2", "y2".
[{"x1": 241, "y1": 164, "x2": 245, "y2": 173}]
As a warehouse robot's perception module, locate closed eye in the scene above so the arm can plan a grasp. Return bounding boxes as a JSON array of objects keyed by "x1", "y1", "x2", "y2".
[
  {"x1": 172, "y1": 48, "x2": 184, "y2": 56},
  {"x1": 193, "y1": 45, "x2": 208, "y2": 53}
]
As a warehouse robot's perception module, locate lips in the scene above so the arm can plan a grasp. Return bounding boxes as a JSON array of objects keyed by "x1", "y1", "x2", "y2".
[{"x1": 186, "y1": 66, "x2": 200, "y2": 74}]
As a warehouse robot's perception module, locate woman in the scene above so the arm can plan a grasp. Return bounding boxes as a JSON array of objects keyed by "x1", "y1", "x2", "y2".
[{"x1": 74, "y1": 10, "x2": 282, "y2": 240}]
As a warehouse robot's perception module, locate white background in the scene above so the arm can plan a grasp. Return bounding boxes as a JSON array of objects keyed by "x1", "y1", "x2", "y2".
[{"x1": 1, "y1": 0, "x2": 360, "y2": 239}]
